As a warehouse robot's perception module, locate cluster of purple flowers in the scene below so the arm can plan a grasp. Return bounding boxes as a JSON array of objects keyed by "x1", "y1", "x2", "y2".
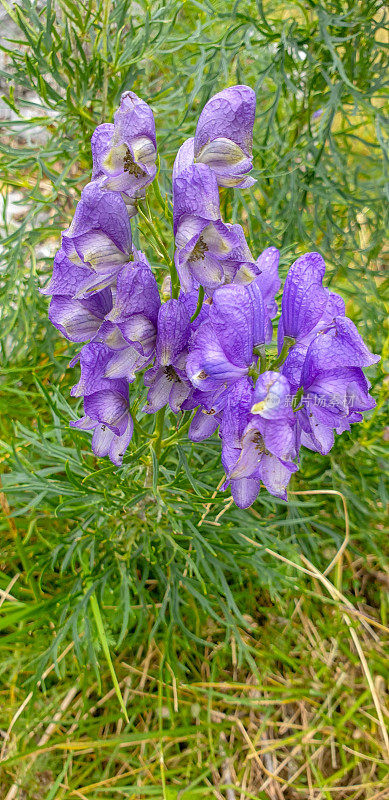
[{"x1": 43, "y1": 86, "x2": 379, "y2": 508}]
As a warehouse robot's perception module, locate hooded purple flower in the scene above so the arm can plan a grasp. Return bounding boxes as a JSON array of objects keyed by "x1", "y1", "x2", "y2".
[
  {"x1": 277, "y1": 252, "x2": 345, "y2": 349},
  {"x1": 48, "y1": 288, "x2": 113, "y2": 343},
  {"x1": 61, "y1": 181, "x2": 133, "y2": 296},
  {"x1": 294, "y1": 316, "x2": 380, "y2": 454},
  {"x1": 70, "y1": 378, "x2": 133, "y2": 467},
  {"x1": 255, "y1": 247, "x2": 280, "y2": 320},
  {"x1": 143, "y1": 300, "x2": 192, "y2": 414},
  {"x1": 186, "y1": 282, "x2": 266, "y2": 392},
  {"x1": 173, "y1": 163, "x2": 239, "y2": 292},
  {"x1": 182, "y1": 384, "x2": 231, "y2": 442},
  {"x1": 193, "y1": 85, "x2": 256, "y2": 188},
  {"x1": 105, "y1": 260, "x2": 161, "y2": 357},
  {"x1": 91, "y1": 91, "x2": 157, "y2": 214},
  {"x1": 278, "y1": 251, "x2": 346, "y2": 388},
  {"x1": 220, "y1": 378, "x2": 297, "y2": 508}
]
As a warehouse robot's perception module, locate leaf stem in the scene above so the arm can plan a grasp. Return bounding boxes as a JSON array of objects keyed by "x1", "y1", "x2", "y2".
[
  {"x1": 154, "y1": 406, "x2": 166, "y2": 460},
  {"x1": 89, "y1": 591, "x2": 129, "y2": 723},
  {"x1": 190, "y1": 285, "x2": 205, "y2": 322},
  {"x1": 102, "y1": 0, "x2": 112, "y2": 118},
  {"x1": 269, "y1": 336, "x2": 295, "y2": 371}
]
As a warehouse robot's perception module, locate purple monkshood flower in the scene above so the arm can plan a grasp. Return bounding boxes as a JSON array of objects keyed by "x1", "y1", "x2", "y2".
[
  {"x1": 173, "y1": 85, "x2": 256, "y2": 188},
  {"x1": 61, "y1": 181, "x2": 133, "y2": 297},
  {"x1": 186, "y1": 282, "x2": 266, "y2": 392},
  {"x1": 105, "y1": 260, "x2": 161, "y2": 357},
  {"x1": 277, "y1": 252, "x2": 345, "y2": 350},
  {"x1": 70, "y1": 377, "x2": 133, "y2": 467},
  {"x1": 291, "y1": 316, "x2": 380, "y2": 454},
  {"x1": 48, "y1": 288, "x2": 113, "y2": 343},
  {"x1": 220, "y1": 377, "x2": 298, "y2": 508},
  {"x1": 182, "y1": 385, "x2": 231, "y2": 442},
  {"x1": 173, "y1": 163, "x2": 241, "y2": 292},
  {"x1": 143, "y1": 300, "x2": 192, "y2": 414},
  {"x1": 91, "y1": 91, "x2": 157, "y2": 215}
]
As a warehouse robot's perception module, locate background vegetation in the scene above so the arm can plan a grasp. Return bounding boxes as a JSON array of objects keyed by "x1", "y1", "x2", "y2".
[{"x1": 0, "y1": 0, "x2": 388, "y2": 797}]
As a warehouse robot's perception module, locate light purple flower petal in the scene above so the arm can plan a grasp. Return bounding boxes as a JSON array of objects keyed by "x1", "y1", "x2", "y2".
[
  {"x1": 301, "y1": 316, "x2": 380, "y2": 385},
  {"x1": 188, "y1": 408, "x2": 220, "y2": 442},
  {"x1": 91, "y1": 423, "x2": 115, "y2": 458},
  {"x1": 156, "y1": 300, "x2": 191, "y2": 366},
  {"x1": 251, "y1": 371, "x2": 292, "y2": 420},
  {"x1": 186, "y1": 322, "x2": 249, "y2": 390},
  {"x1": 108, "y1": 415, "x2": 134, "y2": 466},
  {"x1": 254, "y1": 247, "x2": 280, "y2": 319},
  {"x1": 63, "y1": 181, "x2": 132, "y2": 254},
  {"x1": 173, "y1": 163, "x2": 220, "y2": 235},
  {"x1": 279, "y1": 252, "x2": 327, "y2": 344},
  {"x1": 258, "y1": 455, "x2": 297, "y2": 500},
  {"x1": 143, "y1": 366, "x2": 174, "y2": 413},
  {"x1": 84, "y1": 388, "x2": 129, "y2": 435},
  {"x1": 229, "y1": 477, "x2": 261, "y2": 509},
  {"x1": 91, "y1": 123, "x2": 114, "y2": 179},
  {"x1": 194, "y1": 85, "x2": 256, "y2": 187},
  {"x1": 41, "y1": 249, "x2": 92, "y2": 297},
  {"x1": 71, "y1": 342, "x2": 126, "y2": 397},
  {"x1": 49, "y1": 289, "x2": 112, "y2": 342},
  {"x1": 172, "y1": 138, "x2": 195, "y2": 181}
]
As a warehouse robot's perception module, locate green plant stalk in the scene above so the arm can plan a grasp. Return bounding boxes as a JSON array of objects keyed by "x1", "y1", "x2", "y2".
[
  {"x1": 102, "y1": 0, "x2": 112, "y2": 117},
  {"x1": 269, "y1": 336, "x2": 296, "y2": 371},
  {"x1": 190, "y1": 285, "x2": 205, "y2": 322},
  {"x1": 89, "y1": 590, "x2": 129, "y2": 724},
  {"x1": 154, "y1": 406, "x2": 166, "y2": 460}
]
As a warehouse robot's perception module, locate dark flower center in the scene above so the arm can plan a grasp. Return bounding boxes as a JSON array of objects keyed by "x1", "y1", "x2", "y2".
[
  {"x1": 198, "y1": 370, "x2": 207, "y2": 380},
  {"x1": 252, "y1": 431, "x2": 265, "y2": 451},
  {"x1": 123, "y1": 147, "x2": 144, "y2": 177},
  {"x1": 189, "y1": 236, "x2": 208, "y2": 262},
  {"x1": 164, "y1": 365, "x2": 180, "y2": 382}
]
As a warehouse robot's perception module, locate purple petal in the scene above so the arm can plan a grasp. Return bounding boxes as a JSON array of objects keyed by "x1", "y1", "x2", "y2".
[
  {"x1": 91, "y1": 423, "x2": 115, "y2": 458},
  {"x1": 84, "y1": 389, "x2": 129, "y2": 435},
  {"x1": 41, "y1": 249, "x2": 92, "y2": 297},
  {"x1": 173, "y1": 163, "x2": 220, "y2": 235},
  {"x1": 279, "y1": 252, "x2": 327, "y2": 344},
  {"x1": 172, "y1": 138, "x2": 195, "y2": 181},
  {"x1": 230, "y1": 477, "x2": 261, "y2": 509},
  {"x1": 169, "y1": 377, "x2": 191, "y2": 413},
  {"x1": 258, "y1": 455, "x2": 297, "y2": 500},
  {"x1": 188, "y1": 408, "x2": 220, "y2": 442},
  {"x1": 220, "y1": 378, "x2": 254, "y2": 448},
  {"x1": 71, "y1": 342, "x2": 126, "y2": 397},
  {"x1": 254, "y1": 247, "x2": 280, "y2": 318},
  {"x1": 114, "y1": 91, "x2": 156, "y2": 150},
  {"x1": 195, "y1": 137, "x2": 254, "y2": 188},
  {"x1": 49, "y1": 290, "x2": 111, "y2": 342},
  {"x1": 194, "y1": 85, "x2": 256, "y2": 158},
  {"x1": 91, "y1": 123, "x2": 114, "y2": 179},
  {"x1": 62, "y1": 180, "x2": 132, "y2": 259},
  {"x1": 210, "y1": 284, "x2": 256, "y2": 365},
  {"x1": 107, "y1": 263, "x2": 161, "y2": 327},
  {"x1": 156, "y1": 300, "x2": 191, "y2": 366},
  {"x1": 251, "y1": 371, "x2": 292, "y2": 420},
  {"x1": 108, "y1": 415, "x2": 134, "y2": 466},
  {"x1": 302, "y1": 316, "x2": 380, "y2": 386},
  {"x1": 143, "y1": 366, "x2": 172, "y2": 413},
  {"x1": 187, "y1": 322, "x2": 249, "y2": 390}
]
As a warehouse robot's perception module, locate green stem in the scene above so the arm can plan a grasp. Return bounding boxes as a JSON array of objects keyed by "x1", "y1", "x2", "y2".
[
  {"x1": 101, "y1": 0, "x2": 112, "y2": 118},
  {"x1": 154, "y1": 406, "x2": 166, "y2": 460},
  {"x1": 89, "y1": 590, "x2": 129, "y2": 723},
  {"x1": 190, "y1": 285, "x2": 205, "y2": 322},
  {"x1": 269, "y1": 336, "x2": 295, "y2": 371},
  {"x1": 138, "y1": 206, "x2": 170, "y2": 263},
  {"x1": 161, "y1": 415, "x2": 193, "y2": 447}
]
